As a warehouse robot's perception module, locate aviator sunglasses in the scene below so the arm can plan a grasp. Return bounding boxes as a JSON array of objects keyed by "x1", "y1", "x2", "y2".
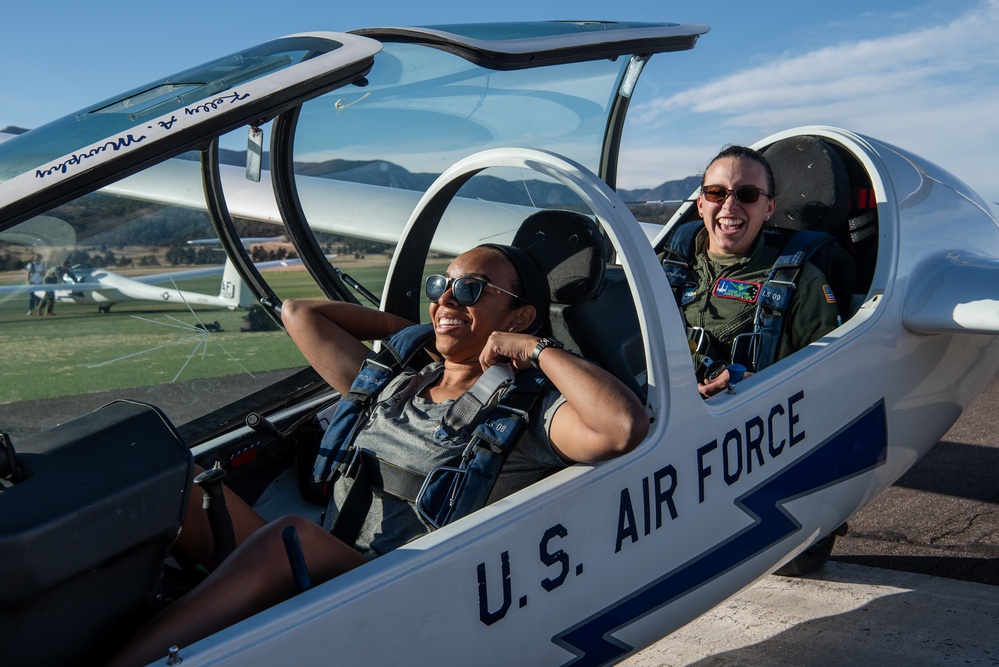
[
  {"x1": 701, "y1": 185, "x2": 771, "y2": 205},
  {"x1": 425, "y1": 274, "x2": 526, "y2": 306}
]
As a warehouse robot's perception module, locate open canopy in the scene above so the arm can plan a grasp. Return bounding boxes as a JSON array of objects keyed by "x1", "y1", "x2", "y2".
[
  {"x1": 0, "y1": 20, "x2": 706, "y2": 441},
  {"x1": 0, "y1": 21, "x2": 707, "y2": 231}
]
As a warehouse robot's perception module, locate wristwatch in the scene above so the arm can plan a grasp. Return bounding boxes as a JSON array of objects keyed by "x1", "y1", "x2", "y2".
[{"x1": 530, "y1": 337, "x2": 564, "y2": 369}]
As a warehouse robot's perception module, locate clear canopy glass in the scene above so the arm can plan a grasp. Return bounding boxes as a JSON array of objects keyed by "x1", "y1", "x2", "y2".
[{"x1": 0, "y1": 21, "x2": 705, "y2": 440}]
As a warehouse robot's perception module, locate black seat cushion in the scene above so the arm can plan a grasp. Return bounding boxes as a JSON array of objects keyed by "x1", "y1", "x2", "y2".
[
  {"x1": 763, "y1": 136, "x2": 857, "y2": 319},
  {"x1": 763, "y1": 136, "x2": 851, "y2": 236},
  {"x1": 512, "y1": 209, "x2": 610, "y2": 305},
  {"x1": 512, "y1": 210, "x2": 644, "y2": 399}
]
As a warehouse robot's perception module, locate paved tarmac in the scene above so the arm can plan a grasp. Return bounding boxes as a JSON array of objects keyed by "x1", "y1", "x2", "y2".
[
  {"x1": 831, "y1": 372, "x2": 999, "y2": 585},
  {"x1": 626, "y1": 372, "x2": 999, "y2": 665},
  {"x1": 622, "y1": 562, "x2": 999, "y2": 666}
]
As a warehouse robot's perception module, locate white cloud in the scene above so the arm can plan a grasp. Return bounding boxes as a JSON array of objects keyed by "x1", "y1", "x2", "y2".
[
  {"x1": 621, "y1": 0, "x2": 999, "y2": 202},
  {"x1": 617, "y1": 144, "x2": 713, "y2": 195}
]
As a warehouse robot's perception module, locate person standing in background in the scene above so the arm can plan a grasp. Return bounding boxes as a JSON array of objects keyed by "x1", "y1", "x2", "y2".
[{"x1": 24, "y1": 253, "x2": 46, "y2": 315}]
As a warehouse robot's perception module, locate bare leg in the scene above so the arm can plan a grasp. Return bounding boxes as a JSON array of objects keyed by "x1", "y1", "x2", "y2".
[{"x1": 109, "y1": 514, "x2": 366, "y2": 667}]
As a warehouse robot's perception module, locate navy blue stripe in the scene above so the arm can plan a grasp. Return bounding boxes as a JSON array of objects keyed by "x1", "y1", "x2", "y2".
[{"x1": 553, "y1": 400, "x2": 888, "y2": 666}]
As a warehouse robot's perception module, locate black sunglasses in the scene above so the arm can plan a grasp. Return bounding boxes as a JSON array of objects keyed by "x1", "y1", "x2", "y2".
[
  {"x1": 425, "y1": 274, "x2": 525, "y2": 306},
  {"x1": 701, "y1": 185, "x2": 771, "y2": 205}
]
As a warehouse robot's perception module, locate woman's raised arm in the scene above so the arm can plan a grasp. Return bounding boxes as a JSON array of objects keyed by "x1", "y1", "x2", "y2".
[
  {"x1": 479, "y1": 331, "x2": 649, "y2": 464},
  {"x1": 282, "y1": 299, "x2": 413, "y2": 394}
]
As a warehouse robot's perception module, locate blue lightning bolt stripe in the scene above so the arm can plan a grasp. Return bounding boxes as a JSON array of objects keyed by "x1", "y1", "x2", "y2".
[{"x1": 554, "y1": 400, "x2": 888, "y2": 666}]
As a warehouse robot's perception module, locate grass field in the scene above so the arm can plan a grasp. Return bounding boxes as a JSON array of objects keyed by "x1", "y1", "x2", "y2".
[{"x1": 0, "y1": 261, "x2": 447, "y2": 405}]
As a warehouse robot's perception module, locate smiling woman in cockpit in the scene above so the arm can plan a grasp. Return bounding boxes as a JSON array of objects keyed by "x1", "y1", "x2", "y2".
[
  {"x1": 110, "y1": 242, "x2": 648, "y2": 667},
  {"x1": 669, "y1": 145, "x2": 841, "y2": 398}
]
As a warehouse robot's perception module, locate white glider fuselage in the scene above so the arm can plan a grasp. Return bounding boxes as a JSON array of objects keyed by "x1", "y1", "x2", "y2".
[
  {"x1": 57, "y1": 262, "x2": 248, "y2": 310},
  {"x1": 177, "y1": 132, "x2": 999, "y2": 666},
  {"x1": 4, "y1": 259, "x2": 251, "y2": 311}
]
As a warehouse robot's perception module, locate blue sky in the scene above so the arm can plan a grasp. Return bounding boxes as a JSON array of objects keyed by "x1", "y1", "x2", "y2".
[{"x1": 2, "y1": 0, "x2": 996, "y2": 202}]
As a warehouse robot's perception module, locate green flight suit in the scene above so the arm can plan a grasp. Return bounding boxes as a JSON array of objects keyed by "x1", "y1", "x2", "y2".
[{"x1": 680, "y1": 228, "x2": 841, "y2": 367}]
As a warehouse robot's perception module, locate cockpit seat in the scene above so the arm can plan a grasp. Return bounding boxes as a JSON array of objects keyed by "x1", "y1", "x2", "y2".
[
  {"x1": 0, "y1": 400, "x2": 192, "y2": 666},
  {"x1": 512, "y1": 209, "x2": 609, "y2": 305},
  {"x1": 761, "y1": 135, "x2": 858, "y2": 320},
  {"x1": 513, "y1": 210, "x2": 645, "y2": 398}
]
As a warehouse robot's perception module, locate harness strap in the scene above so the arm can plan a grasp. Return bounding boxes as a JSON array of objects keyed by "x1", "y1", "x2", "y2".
[
  {"x1": 323, "y1": 448, "x2": 431, "y2": 544},
  {"x1": 327, "y1": 364, "x2": 551, "y2": 540},
  {"x1": 661, "y1": 220, "x2": 703, "y2": 304},
  {"x1": 332, "y1": 368, "x2": 551, "y2": 537},
  {"x1": 312, "y1": 323, "x2": 434, "y2": 486},
  {"x1": 363, "y1": 451, "x2": 424, "y2": 502},
  {"x1": 324, "y1": 450, "x2": 371, "y2": 543},
  {"x1": 848, "y1": 210, "x2": 878, "y2": 244},
  {"x1": 419, "y1": 369, "x2": 551, "y2": 528},
  {"x1": 751, "y1": 230, "x2": 834, "y2": 371},
  {"x1": 436, "y1": 363, "x2": 515, "y2": 440}
]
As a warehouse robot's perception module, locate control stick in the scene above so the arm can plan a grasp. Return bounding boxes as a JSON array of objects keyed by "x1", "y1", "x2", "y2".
[{"x1": 193, "y1": 462, "x2": 237, "y2": 563}]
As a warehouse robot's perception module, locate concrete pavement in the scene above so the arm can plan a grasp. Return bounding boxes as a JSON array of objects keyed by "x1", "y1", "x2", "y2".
[{"x1": 622, "y1": 562, "x2": 999, "y2": 666}]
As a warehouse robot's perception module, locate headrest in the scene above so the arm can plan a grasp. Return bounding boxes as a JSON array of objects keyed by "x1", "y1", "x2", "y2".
[
  {"x1": 762, "y1": 136, "x2": 850, "y2": 235},
  {"x1": 512, "y1": 210, "x2": 609, "y2": 305}
]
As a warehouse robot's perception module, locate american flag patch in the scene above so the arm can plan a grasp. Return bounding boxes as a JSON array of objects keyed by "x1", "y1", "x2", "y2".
[{"x1": 822, "y1": 284, "x2": 837, "y2": 303}]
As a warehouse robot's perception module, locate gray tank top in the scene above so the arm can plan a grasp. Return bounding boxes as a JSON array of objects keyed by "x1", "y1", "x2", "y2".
[{"x1": 329, "y1": 362, "x2": 567, "y2": 559}]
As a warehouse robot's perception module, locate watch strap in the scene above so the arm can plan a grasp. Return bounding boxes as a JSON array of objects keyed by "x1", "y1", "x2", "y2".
[{"x1": 530, "y1": 337, "x2": 564, "y2": 369}]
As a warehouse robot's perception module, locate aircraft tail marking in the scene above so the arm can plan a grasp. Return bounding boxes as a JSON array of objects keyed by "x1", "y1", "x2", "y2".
[
  {"x1": 553, "y1": 400, "x2": 888, "y2": 667},
  {"x1": 220, "y1": 257, "x2": 253, "y2": 309}
]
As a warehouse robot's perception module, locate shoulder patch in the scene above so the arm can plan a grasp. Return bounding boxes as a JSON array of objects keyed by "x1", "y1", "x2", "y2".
[
  {"x1": 713, "y1": 278, "x2": 761, "y2": 303},
  {"x1": 822, "y1": 284, "x2": 837, "y2": 304}
]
